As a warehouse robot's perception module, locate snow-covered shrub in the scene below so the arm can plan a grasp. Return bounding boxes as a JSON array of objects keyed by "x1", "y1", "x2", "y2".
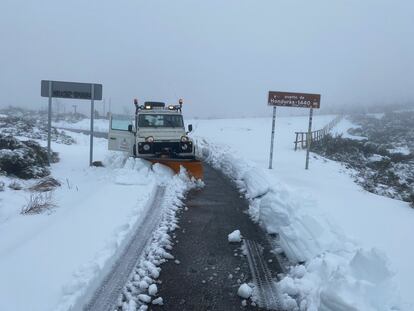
[
  {"x1": 349, "y1": 112, "x2": 414, "y2": 148},
  {"x1": 8, "y1": 181, "x2": 23, "y2": 190},
  {"x1": 21, "y1": 191, "x2": 55, "y2": 214},
  {"x1": 0, "y1": 134, "x2": 58, "y2": 179},
  {"x1": 29, "y1": 177, "x2": 61, "y2": 192}
]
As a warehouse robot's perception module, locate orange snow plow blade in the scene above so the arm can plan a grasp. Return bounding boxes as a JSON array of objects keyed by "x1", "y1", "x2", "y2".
[{"x1": 149, "y1": 159, "x2": 203, "y2": 180}]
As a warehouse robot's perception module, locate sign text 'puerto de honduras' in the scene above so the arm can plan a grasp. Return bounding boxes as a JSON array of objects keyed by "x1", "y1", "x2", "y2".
[{"x1": 268, "y1": 91, "x2": 321, "y2": 109}]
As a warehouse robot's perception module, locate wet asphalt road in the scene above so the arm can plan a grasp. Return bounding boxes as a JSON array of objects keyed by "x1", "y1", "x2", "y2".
[{"x1": 152, "y1": 165, "x2": 282, "y2": 311}]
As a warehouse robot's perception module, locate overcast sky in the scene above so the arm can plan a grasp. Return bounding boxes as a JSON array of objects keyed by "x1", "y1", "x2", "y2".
[{"x1": 0, "y1": 0, "x2": 413, "y2": 118}]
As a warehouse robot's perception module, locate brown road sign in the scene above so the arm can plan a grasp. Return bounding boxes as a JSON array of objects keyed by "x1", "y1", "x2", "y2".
[{"x1": 268, "y1": 91, "x2": 321, "y2": 109}]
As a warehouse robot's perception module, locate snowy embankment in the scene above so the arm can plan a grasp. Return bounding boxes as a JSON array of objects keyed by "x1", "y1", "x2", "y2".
[
  {"x1": 53, "y1": 118, "x2": 109, "y2": 133},
  {"x1": 191, "y1": 115, "x2": 411, "y2": 310},
  {"x1": 0, "y1": 131, "x2": 194, "y2": 311}
]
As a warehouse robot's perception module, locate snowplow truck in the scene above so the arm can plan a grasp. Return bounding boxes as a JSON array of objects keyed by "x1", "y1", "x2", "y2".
[{"x1": 108, "y1": 99, "x2": 203, "y2": 179}]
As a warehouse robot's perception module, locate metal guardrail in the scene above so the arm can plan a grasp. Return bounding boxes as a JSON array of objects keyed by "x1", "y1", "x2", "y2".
[{"x1": 294, "y1": 115, "x2": 342, "y2": 150}]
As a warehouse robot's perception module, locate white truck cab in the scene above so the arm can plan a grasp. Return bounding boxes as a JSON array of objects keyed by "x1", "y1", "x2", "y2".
[{"x1": 108, "y1": 100, "x2": 194, "y2": 160}]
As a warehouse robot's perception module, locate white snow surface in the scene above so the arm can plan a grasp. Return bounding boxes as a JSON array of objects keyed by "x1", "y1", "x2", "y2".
[
  {"x1": 0, "y1": 131, "x2": 193, "y2": 311},
  {"x1": 368, "y1": 154, "x2": 387, "y2": 162},
  {"x1": 331, "y1": 117, "x2": 366, "y2": 140},
  {"x1": 148, "y1": 284, "x2": 158, "y2": 296},
  {"x1": 53, "y1": 118, "x2": 110, "y2": 133},
  {"x1": 151, "y1": 297, "x2": 163, "y2": 305},
  {"x1": 191, "y1": 115, "x2": 412, "y2": 310},
  {"x1": 388, "y1": 145, "x2": 411, "y2": 155},
  {"x1": 237, "y1": 283, "x2": 253, "y2": 299},
  {"x1": 228, "y1": 229, "x2": 242, "y2": 243}
]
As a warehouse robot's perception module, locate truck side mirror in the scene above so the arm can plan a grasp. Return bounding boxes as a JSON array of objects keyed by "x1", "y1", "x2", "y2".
[
  {"x1": 128, "y1": 124, "x2": 133, "y2": 132},
  {"x1": 188, "y1": 124, "x2": 193, "y2": 132}
]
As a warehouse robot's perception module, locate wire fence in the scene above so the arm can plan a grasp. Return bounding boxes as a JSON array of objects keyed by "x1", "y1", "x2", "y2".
[{"x1": 294, "y1": 115, "x2": 343, "y2": 150}]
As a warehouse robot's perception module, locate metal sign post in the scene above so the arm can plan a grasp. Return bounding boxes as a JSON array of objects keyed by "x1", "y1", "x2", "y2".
[
  {"x1": 41, "y1": 80, "x2": 102, "y2": 166},
  {"x1": 305, "y1": 108, "x2": 314, "y2": 170},
  {"x1": 268, "y1": 106, "x2": 277, "y2": 169},
  {"x1": 47, "y1": 81, "x2": 52, "y2": 163},
  {"x1": 268, "y1": 91, "x2": 321, "y2": 170},
  {"x1": 90, "y1": 84, "x2": 95, "y2": 166}
]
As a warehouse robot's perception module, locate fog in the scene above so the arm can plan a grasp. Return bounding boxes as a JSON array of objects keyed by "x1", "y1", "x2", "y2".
[{"x1": 0, "y1": 0, "x2": 413, "y2": 118}]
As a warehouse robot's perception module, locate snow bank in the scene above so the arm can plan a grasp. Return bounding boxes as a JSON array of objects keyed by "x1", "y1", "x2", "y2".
[{"x1": 196, "y1": 138, "x2": 402, "y2": 311}]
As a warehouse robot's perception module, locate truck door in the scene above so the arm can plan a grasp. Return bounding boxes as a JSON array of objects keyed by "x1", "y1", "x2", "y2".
[{"x1": 108, "y1": 114, "x2": 135, "y2": 154}]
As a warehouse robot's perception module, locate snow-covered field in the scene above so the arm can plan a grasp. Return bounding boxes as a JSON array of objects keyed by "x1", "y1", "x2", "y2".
[
  {"x1": 0, "y1": 131, "x2": 193, "y2": 310},
  {"x1": 191, "y1": 115, "x2": 413, "y2": 310},
  {"x1": 53, "y1": 118, "x2": 110, "y2": 133}
]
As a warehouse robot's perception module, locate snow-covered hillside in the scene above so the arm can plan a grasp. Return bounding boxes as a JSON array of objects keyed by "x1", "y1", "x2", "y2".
[{"x1": 191, "y1": 115, "x2": 413, "y2": 310}]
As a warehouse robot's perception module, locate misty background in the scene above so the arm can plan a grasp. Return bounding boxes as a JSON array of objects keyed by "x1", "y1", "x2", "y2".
[{"x1": 0, "y1": 0, "x2": 413, "y2": 118}]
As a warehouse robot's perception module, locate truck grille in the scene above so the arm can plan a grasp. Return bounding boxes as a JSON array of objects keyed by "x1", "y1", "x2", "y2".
[
  {"x1": 138, "y1": 141, "x2": 193, "y2": 155},
  {"x1": 153, "y1": 142, "x2": 181, "y2": 153}
]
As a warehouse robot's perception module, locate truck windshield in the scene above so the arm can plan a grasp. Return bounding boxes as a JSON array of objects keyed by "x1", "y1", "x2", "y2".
[{"x1": 138, "y1": 114, "x2": 184, "y2": 128}]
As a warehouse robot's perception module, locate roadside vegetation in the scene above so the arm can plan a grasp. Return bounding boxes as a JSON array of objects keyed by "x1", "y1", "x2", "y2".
[
  {"x1": 0, "y1": 134, "x2": 58, "y2": 179},
  {"x1": 21, "y1": 191, "x2": 56, "y2": 215},
  {"x1": 0, "y1": 106, "x2": 75, "y2": 144},
  {"x1": 0, "y1": 107, "x2": 79, "y2": 179},
  {"x1": 0, "y1": 107, "x2": 71, "y2": 214},
  {"x1": 312, "y1": 111, "x2": 414, "y2": 207}
]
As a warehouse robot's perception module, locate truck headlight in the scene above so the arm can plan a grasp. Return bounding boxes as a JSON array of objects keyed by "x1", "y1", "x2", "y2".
[
  {"x1": 143, "y1": 144, "x2": 151, "y2": 151},
  {"x1": 181, "y1": 136, "x2": 189, "y2": 142},
  {"x1": 145, "y1": 136, "x2": 154, "y2": 142},
  {"x1": 181, "y1": 143, "x2": 188, "y2": 151}
]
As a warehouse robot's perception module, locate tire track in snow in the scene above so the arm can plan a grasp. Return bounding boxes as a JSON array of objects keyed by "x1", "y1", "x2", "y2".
[
  {"x1": 84, "y1": 186, "x2": 166, "y2": 311},
  {"x1": 245, "y1": 240, "x2": 280, "y2": 310}
]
